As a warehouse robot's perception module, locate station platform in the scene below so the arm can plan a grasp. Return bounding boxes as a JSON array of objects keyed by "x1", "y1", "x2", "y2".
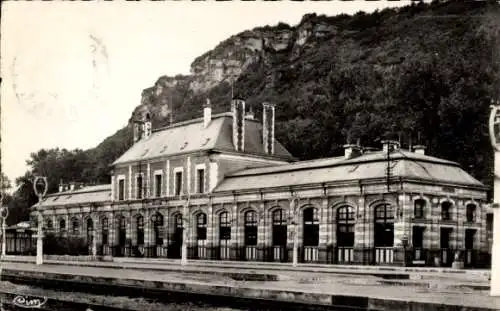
[
  {"x1": 0, "y1": 255, "x2": 491, "y2": 279},
  {"x1": 0, "y1": 256, "x2": 497, "y2": 310}
]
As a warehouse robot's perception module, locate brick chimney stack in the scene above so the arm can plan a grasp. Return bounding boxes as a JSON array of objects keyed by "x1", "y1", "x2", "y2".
[
  {"x1": 231, "y1": 98, "x2": 246, "y2": 152},
  {"x1": 204, "y1": 98, "x2": 212, "y2": 128},
  {"x1": 262, "y1": 102, "x2": 275, "y2": 155}
]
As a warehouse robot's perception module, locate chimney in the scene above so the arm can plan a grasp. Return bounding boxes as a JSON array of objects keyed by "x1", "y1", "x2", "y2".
[
  {"x1": 143, "y1": 113, "x2": 152, "y2": 139},
  {"x1": 343, "y1": 144, "x2": 362, "y2": 159},
  {"x1": 381, "y1": 140, "x2": 400, "y2": 153},
  {"x1": 412, "y1": 145, "x2": 426, "y2": 155},
  {"x1": 262, "y1": 102, "x2": 275, "y2": 155},
  {"x1": 133, "y1": 120, "x2": 143, "y2": 143},
  {"x1": 204, "y1": 98, "x2": 212, "y2": 128},
  {"x1": 231, "y1": 98, "x2": 246, "y2": 152},
  {"x1": 245, "y1": 106, "x2": 255, "y2": 120}
]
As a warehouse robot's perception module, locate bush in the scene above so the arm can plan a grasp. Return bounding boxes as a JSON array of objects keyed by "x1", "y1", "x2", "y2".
[{"x1": 43, "y1": 232, "x2": 89, "y2": 256}]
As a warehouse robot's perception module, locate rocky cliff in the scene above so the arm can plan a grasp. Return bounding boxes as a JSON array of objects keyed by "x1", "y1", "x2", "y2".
[
  {"x1": 94, "y1": 1, "x2": 500, "y2": 192},
  {"x1": 131, "y1": 14, "x2": 346, "y2": 124}
]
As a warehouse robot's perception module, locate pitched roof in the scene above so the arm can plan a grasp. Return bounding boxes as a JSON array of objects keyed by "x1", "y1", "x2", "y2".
[
  {"x1": 112, "y1": 113, "x2": 294, "y2": 166},
  {"x1": 33, "y1": 184, "x2": 111, "y2": 208},
  {"x1": 214, "y1": 149, "x2": 485, "y2": 192}
]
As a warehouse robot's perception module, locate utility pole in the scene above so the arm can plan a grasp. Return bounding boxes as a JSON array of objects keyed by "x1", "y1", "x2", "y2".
[
  {"x1": 488, "y1": 102, "x2": 500, "y2": 296},
  {"x1": 181, "y1": 195, "x2": 190, "y2": 266}
]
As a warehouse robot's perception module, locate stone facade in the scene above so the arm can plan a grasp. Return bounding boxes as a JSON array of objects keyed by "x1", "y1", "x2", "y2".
[{"x1": 32, "y1": 100, "x2": 490, "y2": 268}]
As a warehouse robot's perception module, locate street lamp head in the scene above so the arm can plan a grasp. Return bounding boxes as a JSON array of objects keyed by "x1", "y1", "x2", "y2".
[{"x1": 33, "y1": 176, "x2": 48, "y2": 199}]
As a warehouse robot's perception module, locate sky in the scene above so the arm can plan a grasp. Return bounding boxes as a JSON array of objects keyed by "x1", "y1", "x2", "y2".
[{"x1": 1, "y1": 1, "x2": 410, "y2": 185}]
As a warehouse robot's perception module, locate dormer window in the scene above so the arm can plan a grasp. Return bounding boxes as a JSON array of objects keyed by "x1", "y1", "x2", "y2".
[
  {"x1": 441, "y1": 201, "x2": 452, "y2": 221},
  {"x1": 414, "y1": 199, "x2": 425, "y2": 219},
  {"x1": 466, "y1": 204, "x2": 476, "y2": 222}
]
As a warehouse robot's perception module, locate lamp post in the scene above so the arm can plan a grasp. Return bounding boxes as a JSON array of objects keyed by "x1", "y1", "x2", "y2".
[
  {"x1": 290, "y1": 194, "x2": 299, "y2": 267},
  {"x1": 488, "y1": 102, "x2": 500, "y2": 296},
  {"x1": 33, "y1": 176, "x2": 48, "y2": 265},
  {"x1": 181, "y1": 195, "x2": 190, "y2": 266},
  {"x1": 0, "y1": 206, "x2": 8, "y2": 257}
]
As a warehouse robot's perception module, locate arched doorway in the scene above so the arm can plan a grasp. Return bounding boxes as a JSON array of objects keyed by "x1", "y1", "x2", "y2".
[
  {"x1": 336, "y1": 206, "x2": 355, "y2": 263},
  {"x1": 151, "y1": 213, "x2": 164, "y2": 258},
  {"x1": 101, "y1": 217, "x2": 110, "y2": 256},
  {"x1": 196, "y1": 213, "x2": 207, "y2": 259},
  {"x1": 272, "y1": 209, "x2": 287, "y2": 262},
  {"x1": 86, "y1": 218, "x2": 94, "y2": 255},
  {"x1": 116, "y1": 216, "x2": 127, "y2": 257},
  {"x1": 302, "y1": 207, "x2": 319, "y2": 262},
  {"x1": 46, "y1": 218, "x2": 53, "y2": 232},
  {"x1": 170, "y1": 213, "x2": 183, "y2": 259},
  {"x1": 71, "y1": 217, "x2": 80, "y2": 236},
  {"x1": 219, "y1": 211, "x2": 231, "y2": 260},
  {"x1": 59, "y1": 218, "x2": 66, "y2": 234},
  {"x1": 244, "y1": 211, "x2": 258, "y2": 261},
  {"x1": 135, "y1": 215, "x2": 145, "y2": 257},
  {"x1": 374, "y1": 203, "x2": 394, "y2": 264},
  {"x1": 440, "y1": 201, "x2": 454, "y2": 266},
  {"x1": 413, "y1": 199, "x2": 426, "y2": 262}
]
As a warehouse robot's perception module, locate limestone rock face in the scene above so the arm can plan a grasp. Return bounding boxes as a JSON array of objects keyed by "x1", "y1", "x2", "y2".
[{"x1": 131, "y1": 14, "x2": 339, "y2": 123}]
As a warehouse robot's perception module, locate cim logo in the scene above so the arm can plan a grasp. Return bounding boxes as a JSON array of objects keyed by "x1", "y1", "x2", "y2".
[{"x1": 12, "y1": 295, "x2": 48, "y2": 308}]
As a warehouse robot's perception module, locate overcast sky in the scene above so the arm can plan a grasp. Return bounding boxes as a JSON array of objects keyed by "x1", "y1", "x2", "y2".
[{"x1": 1, "y1": 1, "x2": 410, "y2": 184}]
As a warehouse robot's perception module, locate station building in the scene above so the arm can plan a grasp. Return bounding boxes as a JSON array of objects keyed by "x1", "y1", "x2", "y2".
[{"x1": 31, "y1": 99, "x2": 491, "y2": 267}]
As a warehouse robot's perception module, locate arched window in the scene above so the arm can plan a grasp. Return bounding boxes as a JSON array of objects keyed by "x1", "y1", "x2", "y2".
[
  {"x1": 219, "y1": 212, "x2": 231, "y2": 241},
  {"x1": 414, "y1": 199, "x2": 425, "y2": 218},
  {"x1": 174, "y1": 213, "x2": 183, "y2": 229},
  {"x1": 196, "y1": 213, "x2": 207, "y2": 259},
  {"x1": 219, "y1": 211, "x2": 231, "y2": 260},
  {"x1": 244, "y1": 211, "x2": 258, "y2": 246},
  {"x1": 46, "y1": 218, "x2": 53, "y2": 230},
  {"x1": 272, "y1": 209, "x2": 286, "y2": 246},
  {"x1": 271, "y1": 208, "x2": 287, "y2": 262},
  {"x1": 374, "y1": 204, "x2": 394, "y2": 248},
  {"x1": 136, "y1": 215, "x2": 144, "y2": 245},
  {"x1": 71, "y1": 218, "x2": 80, "y2": 235},
  {"x1": 102, "y1": 217, "x2": 109, "y2": 245},
  {"x1": 441, "y1": 201, "x2": 452, "y2": 220},
  {"x1": 151, "y1": 213, "x2": 164, "y2": 245},
  {"x1": 197, "y1": 213, "x2": 207, "y2": 240},
  {"x1": 466, "y1": 204, "x2": 476, "y2": 223},
  {"x1": 170, "y1": 213, "x2": 184, "y2": 258},
  {"x1": 303, "y1": 207, "x2": 319, "y2": 247},
  {"x1": 118, "y1": 216, "x2": 127, "y2": 248},
  {"x1": 86, "y1": 218, "x2": 93, "y2": 241},
  {"x1": 272, "y1": 209, "x2": 286, "y2": 225},
  {"x1": 59, "y1": 218, "x2": 66, "y2": 231},
  {"x1": 336, "y1": 206, "x2": 355, "y2": 247}
]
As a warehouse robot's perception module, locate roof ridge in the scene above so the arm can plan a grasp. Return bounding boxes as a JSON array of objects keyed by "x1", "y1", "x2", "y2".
[{"x1": 152, "y1": 112, "x2": 233, "y2": 133}]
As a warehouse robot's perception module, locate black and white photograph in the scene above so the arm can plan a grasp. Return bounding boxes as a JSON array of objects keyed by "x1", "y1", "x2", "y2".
[{"x1": 1, "y1": 0, "x2": 500, "y2": 310}]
